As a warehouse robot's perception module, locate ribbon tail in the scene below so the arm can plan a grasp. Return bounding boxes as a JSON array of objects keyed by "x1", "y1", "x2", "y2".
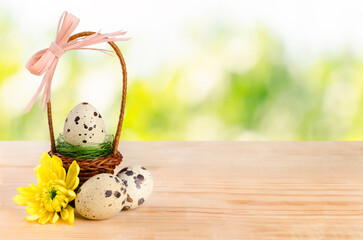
[
  {"x1": 24, "y1": 76, "x2": 47, "y2": 114},
  {"x1": 24, "y1": 59, "x2": 59, "y2": 114},
  {"x1": 75, "y1": 48, "x2": 115, "y2": 56},
  {"x1": 43, "y1": 60, "x2": 58, "y2": 108}
]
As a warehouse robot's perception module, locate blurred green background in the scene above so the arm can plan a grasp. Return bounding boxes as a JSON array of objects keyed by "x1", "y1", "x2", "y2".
[{"x1": 1, "y1": 1, "x2": 363, "y2": 141}]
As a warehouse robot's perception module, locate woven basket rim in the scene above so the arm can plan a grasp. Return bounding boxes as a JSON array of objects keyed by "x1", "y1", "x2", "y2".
[
  {"x1": 50, "y1": 150, "x2": 122, "y2": 163},
  {"x1": 49, "y1": 150, "x2": 123, "y2": 187}
]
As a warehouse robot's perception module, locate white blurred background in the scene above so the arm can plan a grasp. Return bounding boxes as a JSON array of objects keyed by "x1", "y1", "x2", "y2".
[{"x1": 1, "y1": 0, "x2": 363, "y2": 140}]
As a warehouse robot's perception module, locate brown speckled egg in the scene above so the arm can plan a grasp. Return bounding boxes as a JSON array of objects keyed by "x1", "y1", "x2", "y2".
[
  {"x1": 75, "y1": 173, "x2": 126, "y2": 220},
  {"x1": 116, "y1": 165, "x2": 153, "y2": 210},
  {"x1": 63, "y1": 102, "x2": 106, "y2": 145}
]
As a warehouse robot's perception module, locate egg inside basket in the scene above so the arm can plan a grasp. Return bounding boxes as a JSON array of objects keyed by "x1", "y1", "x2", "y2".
[{"x1": 56, "y1": 102, "x2": 113, "y2": 159}]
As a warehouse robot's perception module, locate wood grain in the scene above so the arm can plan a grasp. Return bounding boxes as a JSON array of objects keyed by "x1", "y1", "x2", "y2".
[{"x1": 1, "y1": 141, "x2": 363, "y2": 239}]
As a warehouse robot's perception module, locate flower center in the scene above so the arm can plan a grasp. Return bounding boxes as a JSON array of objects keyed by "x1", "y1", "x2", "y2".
[
  {"x1": 41, "y1": 180, "x2": 72, "y2": 213},
  {"x1": 49, "y1": 188, "x2": 57, "y2": 200}
]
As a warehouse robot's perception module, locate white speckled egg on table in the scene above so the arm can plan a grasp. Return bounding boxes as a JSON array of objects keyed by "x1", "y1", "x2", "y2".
[
  {"x1": 63, "y1": 102, "x2": 106, "y2": 145},
  {"x1": 116, "y1": 165, "x2": 153, "y2": 210},
  {"x1": 75, "y1": 173, "x2": 127, "y2": 220}
]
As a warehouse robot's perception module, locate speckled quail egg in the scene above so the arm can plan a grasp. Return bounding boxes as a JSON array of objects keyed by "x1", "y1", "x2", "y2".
[
  {"x1": 63, "y1": 102, "x2": 106, "y2": 145},
  {"x1": 116, "y1": 165, "x2": 153, "y2": 210},
  {"x1": 75, "y1": 173, "x2": 127, "y2": 220}
]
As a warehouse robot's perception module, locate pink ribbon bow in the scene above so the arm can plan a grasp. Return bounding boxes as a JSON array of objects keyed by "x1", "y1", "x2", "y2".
[{"x1": 25, "y1": 11, "x2": 129, "y2": 113}]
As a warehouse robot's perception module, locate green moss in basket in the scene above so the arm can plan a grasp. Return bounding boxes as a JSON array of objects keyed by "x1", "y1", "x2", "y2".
[{"x1": 56, "y1": 134, "x2": 114, "y2": 159}]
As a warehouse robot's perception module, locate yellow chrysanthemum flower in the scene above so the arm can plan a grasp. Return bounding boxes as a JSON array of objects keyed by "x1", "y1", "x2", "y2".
[{"x1": 14, "y1": 153, "x2": 80, "y2": 225}]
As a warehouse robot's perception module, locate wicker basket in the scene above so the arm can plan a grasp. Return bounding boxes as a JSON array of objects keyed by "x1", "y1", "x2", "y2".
[{"x1": 47, "y1": 31, "x2": 127, "y2": 186}]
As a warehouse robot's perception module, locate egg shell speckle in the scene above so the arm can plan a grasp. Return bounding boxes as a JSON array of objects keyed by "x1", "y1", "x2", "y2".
[
  {"x1": 116, "y1": 165, "x2": 153, "y2": 210},
  {"x1": 63, "y1": 102, "x2": 106, "y2": 145},
  {"x1": 75, "y1": 173, "x2": 126, "y2": 220}
]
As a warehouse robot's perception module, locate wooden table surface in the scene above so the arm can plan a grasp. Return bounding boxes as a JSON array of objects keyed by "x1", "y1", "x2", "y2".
[{"x1": 1, "y1": 141, "x2": 363, "y2": 239}]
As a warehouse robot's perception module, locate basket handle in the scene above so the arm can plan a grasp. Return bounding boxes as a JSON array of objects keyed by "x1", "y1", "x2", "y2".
[{"x1": 47, "y1": 31, "x2": 127, "y2": 156}]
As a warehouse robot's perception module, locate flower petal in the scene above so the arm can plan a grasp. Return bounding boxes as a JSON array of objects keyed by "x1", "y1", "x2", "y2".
[
  {"x1": 14, "y1": 195, "x2": 29, "y2": 206},
  {"x1": 50, "y1": 212, "x2": 59, "y2": 224},
  {"x1": 38, "y1": 212, "x2": 51, "y2": 224},
  {"x1": 38, "y1": 208, "x2": 47, "y2": 216},
  {"x1": 56, "y1": 185, "x2": 68, "y2": 194},
  {"x1": 52, "y1": 198, "x2": 62, "y2": 212},
  {"x1": 52, "y1": 155, "x2": 63, "y2": 166},
  {"x1": 61, "y1": 201, "x2": 68, "y2": 209},
  {"x1": 44, "y1": 200, "x2": 55, "y2": 212},
  {"x1": 55, "y1": 194, "x2": 66, "y2": 203},
  {"x1": 25, "y1": 214, "x2": 41, "y2": 222},
  {"x1": 58, "y1": 167, "x2": 66, "y2": 182},
  {"x1": 48, "y1": 155, "x2": 65, "y2": 181},
  {"x1": 67, "y1": 190, "x2": 76, "y2": 199},
  {"x1": 28, "y1": 184, "x2": 42, "y2": 192},
  {"x1": 61, "y1": 208, "x2": 68, "y2": 220},
  {"x1": 39, "y1": 152, "x2": 52, "y2": 166},
  {"x1": 17, "y1": 185, "x2": 42, "y2": 200},
  {"x1": 35, "y1": 165, "x2": 59, "y2": 186},
  {"x1": 27, "y1": 202, "x2": 41, "y2": 208},
  {"x1": 26, "y1": 206, "x2": 41, "y2": 215},
  {"x1": 17, "y1": 187, "x2": 32, "y2": 195},
  {"x1": 64, "y1": 205, "x2": 74, "y2": 225},
  {"x1": 65, "y1": 161, "x2": 80, "y2": 190}
]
